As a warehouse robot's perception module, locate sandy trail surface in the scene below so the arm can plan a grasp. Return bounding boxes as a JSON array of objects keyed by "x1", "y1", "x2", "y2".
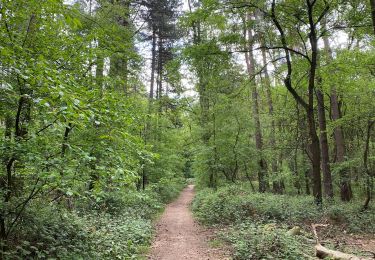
[{"x1": 148, "y1": 185, "x2": 228, "y2": 260}]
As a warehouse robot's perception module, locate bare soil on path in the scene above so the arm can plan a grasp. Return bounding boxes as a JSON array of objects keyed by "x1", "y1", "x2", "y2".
[{"x1": 148, "y1": 185, "x2": 228, "y2": 260}]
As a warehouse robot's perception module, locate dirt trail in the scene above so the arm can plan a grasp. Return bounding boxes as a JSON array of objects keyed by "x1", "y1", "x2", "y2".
[{"x1": 148, "y1": 185, "x2": 227, "y2": 260}]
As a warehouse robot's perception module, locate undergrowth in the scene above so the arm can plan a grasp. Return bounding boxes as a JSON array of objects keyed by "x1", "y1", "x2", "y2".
[
  {"x1": 192, "y1": 185, "x2": 375, "y2": 259},
  {"x1": 220, "y1": 222, "x2": 312, "y2": 260},
  {"x1": 4, "y1": 178, "x2": 185, "y2": 259}
]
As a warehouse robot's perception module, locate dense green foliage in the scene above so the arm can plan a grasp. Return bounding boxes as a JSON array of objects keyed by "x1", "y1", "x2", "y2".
[
  {"x1": 193, "y1": 186, "x2": 374, "y2": 259},
  {"x1": 223, "y1": 222, "x2": 310, "y2": 260},
  {"x1": 1, "y1": 0, "x2": 374, "y2": 258},
  {"x1": 0, "y1": 0, "x2": 187, "y2": 258},
  {"x1": 193, "y1": 186, "x2": 375, "y2": 233},
  {"x1": 5, "y1": 179, "x2": 184, "y2": 259},
  {"x1": 182, "y1": 0, "x2": 374, "y2": 256},
  {"x1": 182, "y1": 0, "x2": 375, "y2": 203}
]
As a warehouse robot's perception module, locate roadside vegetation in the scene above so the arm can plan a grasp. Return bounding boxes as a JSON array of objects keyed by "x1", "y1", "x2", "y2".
[
  {"x1": 4, "y1": 179, "x2": 185, "y2": 259},
  {"x1": 193, "y1": 185, "x2": 375, "y2": 259}
]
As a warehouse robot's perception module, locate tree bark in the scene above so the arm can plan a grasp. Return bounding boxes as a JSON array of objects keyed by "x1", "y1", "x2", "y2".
[
  {"x1": 149, "y1": 28, "x2": 157, "y2": 99},
  {"x1": 191, "y1": 15, "x2": 215, "y2": 188},
  {"x1": 156, "y1": 33, "x2": 163, "y2": 99},
  {"x1": 244, "y1": 13, "x2": 267, "y2": 193},
  {"x1": 61, "y1": 123, "x2": 73, "y2": 158},
  {"x1": 363, "y1": 120, "x2": 374, "y2": 210},
  {"x1": 322, "y1": 21, "x2": 352, "y2": 201},
  {"x1": 198, "y1": 75, "x2": 214, "y2": 188},
  {"x1": 316, "y1": 89, "x2": 334, "y2": 198},
  {"x1": 270, "y1": 0, "x2": 322, "y2": 203},
  {"x1": 306, "y1": 0, "x2": 323, "y2": 205},
  {"x1": 261, "y1": 47, "x2": 282, "y2": 193},
  {"x1": 1, "y1": 91, "x2": 31, "y2": 246}
]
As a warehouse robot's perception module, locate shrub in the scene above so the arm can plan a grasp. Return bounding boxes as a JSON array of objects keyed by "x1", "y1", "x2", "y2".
[
  {"x1": 87, "y1": 213, "x2": 153, "y2": 259},
  {"x1": 148, "y1": 177, "x2": 186, "y2": 203},
  {"x1": 4, "y1": 202, "x2": 92, "y2": 259},
  {"x1": 5, "y1": 177, "x2": 186, "y2": 259},
  {"x1": 192, "y1": 185, "x2": 375, "y2": 233},
  {"x1": 192, "y1": 187, "x2": 319, "y2": 225},
  {"x1": 221, "y1": 222, "x2": 311, "y2": 260}
]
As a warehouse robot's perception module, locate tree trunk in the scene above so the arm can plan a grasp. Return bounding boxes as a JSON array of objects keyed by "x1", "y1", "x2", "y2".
[
  {"x1": 244, "y1": 13, "x2": 267, "y2": 193},
  {"x1": 96, "y1": 61, "x2": 104, "y2": 99},
  {"x1": 305, "y1": 168, "x2": 311, "y2": 195},
  {"x1": 316, "y1": 89, "x2": 334, "y2": 198},
  {"x1": 308, "y1": 114, "x2": 322, "y2": 204},
  {"x1": 149, "y1": 28, "x2": 156, "y2": 99},
  {"x1": 61, "y1": 123, "x2": 73, "y2": 158},
  {"x1": 270, "y1": 0, "x2": 322, "y2": 203},
  {"x1": 363, "y1": 120, "x2": 374, "y2": 210},
  {"x1": 261, "y1": 47, "x2": 281, "y2": 193},
  {"x1": 156, "y1": 34, "x2": 163, "y2": 99},
  {"x1": 1, "y1": 91, "x2": 31, "y2": 246},
  {"x1": 322, "y1": 22, "x2": 352, "y2": 201},
  {"x1": 0, "y1": 115, "x2": 13, "y2": 250},
  {"x1": 307, "y1": 1, "x2": 323, "y2": 205},
  {"x1": 333, "y1": 90, "x2": 352, "y2": 201},
  {"x1": 199, "y1": 76, "x2": 214, "y2": 188}
]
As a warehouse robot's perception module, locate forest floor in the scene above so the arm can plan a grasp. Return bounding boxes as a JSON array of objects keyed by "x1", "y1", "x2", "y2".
[{"x1": 148, "y1": 185, "x2": 230, "y2": 260}]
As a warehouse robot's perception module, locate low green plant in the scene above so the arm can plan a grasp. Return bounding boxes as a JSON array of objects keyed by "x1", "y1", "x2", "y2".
[
  {"x1": 4, "y1": 203, "x2": 92, "y2": 259},
  {"x1": 192, "y1": 186, "x2": 375, "y2": 233},
  {"x1": 221, "y1": 222, "x2": 311, "y2": 260},
  {"x1": 192, "y1": 185, "x2": 375, "y2": 260},
  {"x1": 147, "y1": 177, "x2": 186, "y2": 203},
  {"x1": 4, "y1": 178, "x2": 186, "y2": 259},
  {"x1": 86, "y1": 213, "x2": 153, "y2": 259}
]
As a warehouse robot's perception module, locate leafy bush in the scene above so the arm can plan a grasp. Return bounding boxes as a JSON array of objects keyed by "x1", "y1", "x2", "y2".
[
  {"x1": 324, "y1": 204, "x2": 375, "y2": 233},
  {"x1": 192, "y1": 187, "x2": 319, "y2": 225},
  {"x1": 147, "y1": 177, "x2": 186, "y2": 203},
  {"x1": 192, "y1": 186, "x2": 375, "y2": 233},
  {"x1": 193, "y1": 186, "x2": 375, "y2": 259},
  {"x1": 221, "y1": 222, "x2": 311, "y2": 260},
  {"x1": 4, "y1": 203, "x2": 92, "y2": 259},
  {"x1": 87, "y1": 213, "x2": 153, "y2": 259},
  {"x1": 4, "y1": 178, "x2": 186, "y2": 259},
  {"x1": 85, "y1": 190, "x2": 163, "y2": 218}
]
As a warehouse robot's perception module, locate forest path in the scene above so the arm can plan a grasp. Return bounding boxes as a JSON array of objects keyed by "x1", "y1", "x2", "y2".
[{"x1": 148, "y1": 185, "x2": 228, "y2": 260}]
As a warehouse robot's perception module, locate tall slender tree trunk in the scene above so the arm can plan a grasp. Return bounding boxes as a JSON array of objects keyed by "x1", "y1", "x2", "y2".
[
  {"x1": 156, "y1": 34, "x2": 163, "y2": 99},
  {"x1": 1, "y1": 87, "x2": 31, "y2": 247},
  {"x1": 188, "y1": 11, "x2": 215, "y2": 188},
  {"x1": 306, "y1": 2, "x2": 323, "y2": 205},
  {"x1": 123, "y1": 58, "x2": 129, "y2": 94},
  {"x1": 149, "y1": 28, "x2": 157, "y2": 99},
  {"x1": 198, "y1": 75, "x2": 214, "y2": 188},
  {"x1": 332, "y1": 89, "x2": 352, "y2": 201},
  {"x1": 316, "y1": 89, "x2": 334, "y2": 198},
  {"x1": 363, "y1": 120, "x2": 374, "y2": 210},
  {"x1": 322, "y1": 21, "x2": 352, "y2": 201},
  {"x1": 141, "y1": 28, "x2": 158, "y2": 190},
  {"x1": 123, "y1": 1, "x2": 131, "y2": 94},
  {"x1": 306, "y1": 107, "x2": 321, "y2": 204},
  {"x1": 270, "y1": 0, "x2": 322, "y2": 203},
  {"x1": 294, "y1": 104, "x2": 301, "y2": 194},
  {"x1": 261, "y1": 47, "x2": 281, "y2": 193},
  {"x1": 0, "y1": 115, "x2": 13, "y2": 251},
  {"x1": 244, "y1": 13, "x2": 267, "y2": 193}
]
